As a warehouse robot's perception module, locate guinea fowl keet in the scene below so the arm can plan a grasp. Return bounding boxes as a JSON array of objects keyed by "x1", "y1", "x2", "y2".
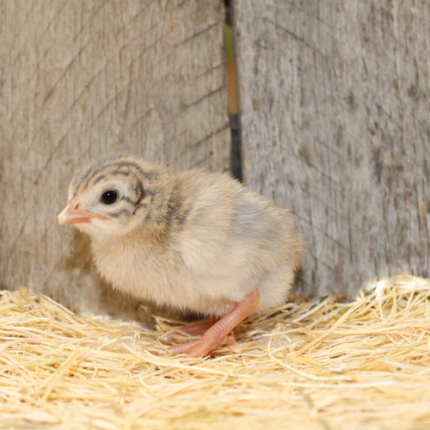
[{"x1": 58, "y1": 154, "x2": 304, "y2": 357}]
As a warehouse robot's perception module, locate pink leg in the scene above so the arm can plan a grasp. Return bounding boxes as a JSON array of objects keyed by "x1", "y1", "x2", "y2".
[
  {"x1": 168, "y1": 288, "x2": 260, "y2": 358},
  {"x1": 164, "y1": 317, "x2": 218, "y2": 341}
]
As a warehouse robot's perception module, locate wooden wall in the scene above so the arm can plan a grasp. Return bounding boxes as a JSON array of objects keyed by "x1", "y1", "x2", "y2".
[
  {"x1": 0, "y1": 0, "x2": 229, "y2": 319},
  {"x1": 234, "y1": 0, "x2": 430, "y2": 298}
]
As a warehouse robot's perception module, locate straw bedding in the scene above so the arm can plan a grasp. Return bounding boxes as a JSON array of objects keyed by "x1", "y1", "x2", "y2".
[{"x1": 0, "y1": 275, "x2": 429, "y2": 430}]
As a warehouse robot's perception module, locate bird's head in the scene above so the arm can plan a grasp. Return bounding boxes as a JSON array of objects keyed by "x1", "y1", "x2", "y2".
[{"x1": 58, "y1": 154, "x2": 170, "y2": 238}]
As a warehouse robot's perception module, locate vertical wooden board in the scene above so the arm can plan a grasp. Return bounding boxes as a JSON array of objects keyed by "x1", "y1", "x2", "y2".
[
  {"x1": 0, "y1": 0, "x2": 229, "y2": 319},
  {"x1": 234, "y1": 1, "x2": 430, "y2": 297}
]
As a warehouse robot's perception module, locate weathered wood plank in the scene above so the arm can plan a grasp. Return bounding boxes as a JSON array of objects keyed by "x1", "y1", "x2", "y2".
[
  {"x1": 234, "y1": 0, "x2": 430, "y2": 297},
  {"x1": 0, "y1": 0, "x2": 229, "y2": 319}
]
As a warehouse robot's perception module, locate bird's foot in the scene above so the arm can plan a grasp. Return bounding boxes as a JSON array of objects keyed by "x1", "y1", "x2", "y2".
[
  {"x1": 163, "y1": 316, "x2": 218, "y2": 341},
  {"x1": 161, "y1": 287, "x2": 260, "y2": 358}
]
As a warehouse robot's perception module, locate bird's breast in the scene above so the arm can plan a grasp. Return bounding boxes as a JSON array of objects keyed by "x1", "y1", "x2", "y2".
[
  {"x1": 92, "y1": 237, "x2": 180, "y2": 298},
  {"x1": 89, "y1": 235, "x2": 245, "y2": 316}
]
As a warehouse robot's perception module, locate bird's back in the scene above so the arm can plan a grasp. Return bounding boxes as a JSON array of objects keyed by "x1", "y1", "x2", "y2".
[{"x1": 162, "y1": 170, "x2": 304, "y2": 314}]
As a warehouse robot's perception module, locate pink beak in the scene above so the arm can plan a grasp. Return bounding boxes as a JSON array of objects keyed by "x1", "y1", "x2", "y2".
[{"x1": 58, "y1": 198, "x2": 108, "y2": 225}]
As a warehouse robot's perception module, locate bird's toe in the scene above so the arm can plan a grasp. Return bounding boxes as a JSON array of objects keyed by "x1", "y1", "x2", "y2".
[{"x1": 163, "y1": 334, "x2": 235, "y2": 358}]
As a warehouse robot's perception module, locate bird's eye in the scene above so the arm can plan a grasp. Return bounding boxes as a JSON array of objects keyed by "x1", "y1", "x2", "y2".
[{"x1": 101, "y1": 190, "x2": 118, "y2": 205}]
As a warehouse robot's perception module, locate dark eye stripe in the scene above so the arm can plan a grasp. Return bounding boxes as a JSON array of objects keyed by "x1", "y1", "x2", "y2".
[
  {"x1": 135, "y1": 179, "x2": 145, "y2": 201},
  {"x1": 108, "y1": 208, "x2": 133, "y2": 218},
  {"x1": 121, "y1": 196, "x2": 135, "y2": 205},
  {"x1": 107, "y1": 198, "x2": 135, "y2": 209}
]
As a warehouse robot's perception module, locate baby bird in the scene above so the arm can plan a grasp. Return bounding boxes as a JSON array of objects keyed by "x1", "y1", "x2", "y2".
[{"x1": 58, "y1": 154, "x2": 304, "y2": 357}]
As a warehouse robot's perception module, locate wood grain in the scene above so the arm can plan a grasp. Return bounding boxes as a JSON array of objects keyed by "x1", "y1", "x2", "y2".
[
  {"x1": 0, "y1": 0, "x2": 229, "y2": 320},
  {"x1": 234, "y1": 0, "x2": 430, "y2": 297}
]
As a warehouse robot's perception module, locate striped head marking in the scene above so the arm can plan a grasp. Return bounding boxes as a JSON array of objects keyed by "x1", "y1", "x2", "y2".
[{"x1": 58, "y1": 154, "x2": 167, "y2": 236}]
